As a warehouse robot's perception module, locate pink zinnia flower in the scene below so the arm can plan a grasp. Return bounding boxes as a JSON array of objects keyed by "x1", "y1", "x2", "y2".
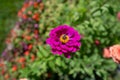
[{"x1": 46, "y1": 25, "x2": 81, "y2": 58}]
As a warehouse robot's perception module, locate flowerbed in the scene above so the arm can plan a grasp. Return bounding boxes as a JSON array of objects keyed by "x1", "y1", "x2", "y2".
[{"x1": 1, "y1": 0, "x2": 120, "y2": 80}]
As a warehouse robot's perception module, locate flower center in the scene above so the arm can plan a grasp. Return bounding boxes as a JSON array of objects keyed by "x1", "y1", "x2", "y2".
[{"x1": 60, "y1": 34, "x2": 69, "y2": 43}]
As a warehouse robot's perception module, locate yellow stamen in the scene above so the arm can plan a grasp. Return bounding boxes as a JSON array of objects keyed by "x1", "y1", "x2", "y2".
[{"x1": 60, "y1": 34, "x2": 69, "y2": 43}]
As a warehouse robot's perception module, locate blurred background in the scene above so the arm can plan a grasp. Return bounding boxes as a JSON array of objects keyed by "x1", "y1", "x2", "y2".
[{"x1": 0, "y1": 0, "x2": 23, "y2": 53}]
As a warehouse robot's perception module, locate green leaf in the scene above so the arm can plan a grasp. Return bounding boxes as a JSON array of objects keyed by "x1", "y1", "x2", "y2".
[
  {"x1": 55, "y1": 57, "x2": 61, "y2": 66},
  {"x1": 38, "y1": 46, "x2": 49, "y2": 57}
]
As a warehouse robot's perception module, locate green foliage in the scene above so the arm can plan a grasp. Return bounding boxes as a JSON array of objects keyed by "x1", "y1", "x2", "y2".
[
  {"x1": 33, "y1": 0, "x2": 120, "y2": 80},
  {"x1": 1, "y1": 0, "x2": 120, "y2": 80}
]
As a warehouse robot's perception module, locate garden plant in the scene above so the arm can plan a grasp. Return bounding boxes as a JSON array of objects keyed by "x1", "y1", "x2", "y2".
[{"x1": 0, "y1": 0, "x2": 120, "y2": 80}]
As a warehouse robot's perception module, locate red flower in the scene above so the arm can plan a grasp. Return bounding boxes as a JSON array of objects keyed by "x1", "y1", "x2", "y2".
[
  {"x1": 24, "y1": 51, "x2": 30, "y2": 56},
  {"x1": 32, "y1": 13, "x2": 39, "y2": 21},
  {"x1": 18, "y1": 10, "x2": 22, "y2": 17},
  {"x1": 34, "y1": 2, "x2": 38, "y2": 8},
  {"x1": 23, "y1": 2, "x2": 29, "y2": 8},
  {"x1": 34, "y1": 30, "x2": 39, "y2": 34},
  {"x1": 21, "y1": 7, "x2": 26, "y2": 12},
  {"x1": 0, "y1": 63, "x2": 4, "y2": 67},
  {"x1": 95, "y1": 40, "x2": 100, "y2": 45},
  {"x1": 22, "y1": 14, "x2": 28, "y2": 20},
  {"x1": 24, "y1": 36, "x2": 32, "y2": 40},
  {"x1": 18, "y1": 57, "x2": 26, "y2": 63},
  {"x1": 12, "y1": 65, "x2": 17, "y2": 72},
  {"x1": 28, "y1": 44, "x2": 33, "y2": 50}
]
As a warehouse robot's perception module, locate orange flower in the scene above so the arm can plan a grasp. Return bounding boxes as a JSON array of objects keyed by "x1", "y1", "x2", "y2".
[
  {"x1": 0, "y1": 63, "x2": 4, "y2": 67},
  {"x1": 24, "y1": 51, "x2": 30, "y2": 56},
  {"x1": 109, "y1": 44, "x2": 120, "y2": 63},
  {"x1": 28, "y1": 44, "x2": 33, "y2": 50},
  {"x1": 4, "y1": 73, "x2": 10, "y2": 79},
  {"x1": 18, "y1": 10, "x2": 22, "y2": 17},
  {"x1": 21, "y1": 7, "x2": 26, "y2": 12},
  {"x1": 23, "y1": 2, "x2": 29, "y2": 8},
  {"x1": 34, "y1": 30, "x2": 39, "y2": 34},
  {"x1": 24, "y1": 36, "x2": 32, "y2": 40},
  {"x1": 22, "y1": 14, "x2": 28, "y2": 20},
  {"x1": 103, "y1": 48, "x2": 111, "y2": 58},
  {"x1": 18, "y1": 57, "x2": 26, "y2": 63},
  {"x1": 27, "y1": 11, "x2": 32, "y2": 15},
  {"x1": 39, "y1": 3, "x2": 44, "y2": 10},
  {"x1": 34, "y1": 2, "x2": 38, "y2": 8},
  {"x1": 12, "y1": 65, "x2": 17, "y2": 72},
  {"x1": 5, "y1": 38, "x2": 11, "y2": 44},
  {"x1": 31, "y1": 54, "x2": 35, "y2": 61},
  {"x1": 32, "y1": 13, "x2": 39, "y2": 21}
]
